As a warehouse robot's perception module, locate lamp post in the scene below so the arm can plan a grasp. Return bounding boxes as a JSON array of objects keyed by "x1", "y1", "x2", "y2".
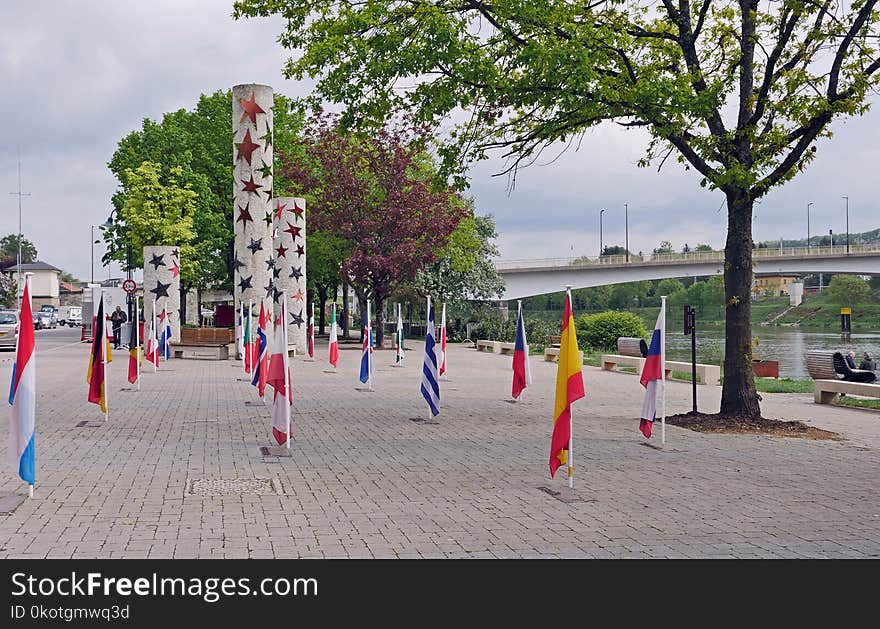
[
  {"x1": 624, "y1": 203, "x2": 629, "y2": 262},
  {"x1": 599, "y1": 208, "x2": 605, "y2": 258},
  {"x1": 807, "y1": 202, "x2": 813, "y2": 251},
  {"x1": 100, "y1": 212, "x2": 133, "y2": 323},
  {"x1": 842, "y1": 196, "x2": 849, "y2": 254}
]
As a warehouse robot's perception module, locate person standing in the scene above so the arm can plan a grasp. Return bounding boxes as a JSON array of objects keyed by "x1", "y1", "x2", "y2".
[{"x1": 110, "y1": 305, "x2": 127, "y2": 350}]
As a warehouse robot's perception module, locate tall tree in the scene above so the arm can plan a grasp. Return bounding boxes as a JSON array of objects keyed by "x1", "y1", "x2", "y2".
[
  {"x1": 0, "y1": 234, "x2": 38, "y2": 267},
  {"x1": 235, "y1": 0, "x2": 880, "y2": 417},
  {"x1": 281, "y1": 112, "x2": 466, "y2": 346},
  {"x1": 307, "y1": 231, "x2": 350, "y2": 333}
]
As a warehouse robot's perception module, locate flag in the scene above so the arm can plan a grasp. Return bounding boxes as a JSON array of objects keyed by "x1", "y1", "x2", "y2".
[
  {"x1": 267, "y1": 300, "x2": 292, "y2": 445},
  {"x1": 512, "y1": 303, "x2": 533, "y2": 399},
  {"x1": 104, "y1": 311, "x2": 113, "y2": 363},
  {"x1": 87, "y1": 293, "x2": 108, "y2": 413},
  {"x1": 359, "y1": 302, "x2": 372, "y2": 384},
  {"x1": 307, "y1": 304, "x2": 315, "y2": 359},
  {"x1": 251, "y1": 300, "x2": 269, "y2": 396},
  {"x1": 127, "y1": 309, "x2": 140, "y2": 384},
  {"x1": 420, "y1": 297, "x2": 440, "y2": 416},
  {"x1": 8, "y1": 280, "x2": 35, "y2": 486},
  {"x1": 328, "y1": 303, "x2": 339, "y2": 368},
  {"x1": 439, "y1": 303, "x2": 447, "y2": 376},
  {"x1": 549, "y1": 290, "x2": 585, "y2": 479},
  {"x1": 639, "y1": 305, "x2": 665, "y2": 439},
  {"x1": 395, "y1": 305, "x2": 405, "y2": 363},
  {"x1": 144, "y1": 306, "x2": 158, "y2": 368},
  {"x1": 237, "y1": 305, "x2": 245, "y2": 364},
  {"x1": 159, "y1": 303, "x2": 172, "y2": 360},
  {"x1": 243, "y1": 304, "x2": 253, "y2": 373}
]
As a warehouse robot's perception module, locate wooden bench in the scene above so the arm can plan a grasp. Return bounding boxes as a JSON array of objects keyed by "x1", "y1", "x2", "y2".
[
  {"x1": 601, "y1": 336, "x2": 647, "y2": 374},
  {"x1": 172, "y1": 327, "x2": 233, "y2": 360},
  {"x1": 476, "y1": 339, "x2": 501, "y2": 353},
  {"x1": 544, "y1": 346, "x2": 584, "y2": 363},
  {"x1": 806, "y1": 350, "x2": 880, "y2": 403},
  {"x1": 498, "y1": 342, "x2": 516, "y2": 355},
  {"x1": 547, "y1": 335, "x2": 562, "y2": 347}
]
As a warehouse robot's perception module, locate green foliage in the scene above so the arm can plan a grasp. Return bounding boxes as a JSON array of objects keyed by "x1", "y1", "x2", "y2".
[
  {"x1": 653, "y1": 240, "x2": 673, "y2": 255},
  {"x1": 657, "y1": 278, "x2": 686, "y2": 297},
  {"x1": 0, "y1": 272, "x2": 13, "y2": 308},
  {"x1": 575, "y1": 310, "x2": 647, "y2": 352},
  {"x1": 0, "y1": 234, "x2": 37, "y2": 265},
  {"x1": 609, "y1": 281, "x2": 652, "y2": 309},
  {"x1": 754, "y1": 378, "x2": 812, "y2": 393},
  {"x1": 827, "y1": 275, "x2": 871, "y2": 305},
  {"x1": 668, "y1": 277, "x2": 725, "y2": 318},
  {"x1": 471, "y1": 312, "x2": 553, "y2": 350}
]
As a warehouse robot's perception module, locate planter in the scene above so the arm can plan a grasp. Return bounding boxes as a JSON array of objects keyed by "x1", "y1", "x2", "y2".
[{"x1": 753, "y1": 360, "x2": 779, "y2": 379}]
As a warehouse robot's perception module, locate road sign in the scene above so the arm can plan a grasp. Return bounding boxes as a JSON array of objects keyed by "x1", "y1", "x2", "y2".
[{"x1": 122, "y1": 279, "x2": 137, "y2": 294}]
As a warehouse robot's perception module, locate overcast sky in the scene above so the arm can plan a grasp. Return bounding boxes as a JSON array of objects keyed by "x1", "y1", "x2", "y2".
[{"x1": 2, "y1": 1, "x2": 878, "y2": 282}]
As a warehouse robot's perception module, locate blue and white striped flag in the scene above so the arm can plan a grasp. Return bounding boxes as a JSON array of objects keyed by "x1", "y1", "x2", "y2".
[{"x1": 420, "y1": 296, "x2": 440, "y2": 416}]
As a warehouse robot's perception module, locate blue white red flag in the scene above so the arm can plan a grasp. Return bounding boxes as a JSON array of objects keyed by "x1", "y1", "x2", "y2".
[
  {"x1": 159, "y1": 303, "x2": 172, "y2": 360},
  {"x1": 511, "y1": 302, "x2": 532, "y2": 399},
  {"x1": 639, "y1": 304, "x2": 665, "y2": 439},
  {"x1": 420, "y1": 297, "x2": 440, "y2": 416},
  {"x1": 251, "y1": 300, "x2": 269, "y2": 396},
  {"x1": 359, "y1": 301, "x2": 372, "y2": 385},
  {"x1": 8, "y1": 280, "x2": 35, "y2": 486}
]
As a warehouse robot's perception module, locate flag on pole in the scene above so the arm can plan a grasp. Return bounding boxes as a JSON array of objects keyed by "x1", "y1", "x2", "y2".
[
  {"x1": 511, "y1": 302, "x2": 532, "y2": 399},
  {"x1": 237, "y1": 304, "x2": 245, "y2": 366},
  {"x1": 359, "y1": 301, "x2": 372, "y2": 385},
  {"x1": 307, "y1": 303, "x2": 315, "y2": 359},
  {"x1": 251, "y1": 300, "x2": 269, "y2": 397},
  {"x1": 104, "y1": 310, "x2": 113, "y2": 364},
  {"x1": 127, "y1": 304, "x2": 140, "y2": 385},
  {"x1": 328, "y1": 303, "x2": 339, "y2": 369},
  {"x1": 267, "y1": 298, "x2": 292, "y2": 445},
  {"x1": 144, "y1": 303, "x2": 159, "y2": 369},
  {"x1": 243, "y1": 303, "x2": 253, "y2": 373},
  {"x1": 549, "y1": 290, "x2": 584, "y2": 479},
  {"x1": 8, "y1": 279, "x2": 35, "y2": 487},
  {"x1": 420, "y1": 296, "x2": 440, "y2": 416},
  {"x1": 639, "y1": 304, "x2": 665, "y2": 439},
  {"x1": 159, "y1": 303, "x2": 172, "y2": 360},
  {"x1": 439, "y1": 303, "x2": 447, "y2": 377},
  {"x1": 87, "y1": 292, "x2": 108, "y2": 413},
  {"x1": 395, "y1": 304, "x2": 405, "y2": 364}
]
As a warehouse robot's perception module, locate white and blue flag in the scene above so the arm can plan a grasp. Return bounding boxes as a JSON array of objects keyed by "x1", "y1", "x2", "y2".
[
  {"x1": 420, "y1": 296, "x2": 440, "y2": 416},
  {"x1": 8, "y1": 281, "x2": 36, "y2": 487}
]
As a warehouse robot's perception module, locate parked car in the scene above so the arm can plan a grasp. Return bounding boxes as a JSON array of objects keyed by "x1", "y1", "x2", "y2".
[
  {"x1": 32, "y1": 311, "x2": 43, "y2": 330},
  {"x1": 67, "y1": 309, "x2": 82, "y2": 327},
  {"x1": 56, "y1": 305, "x2": 82, "y2": 327},
  {"x1": 0, "y1": 310, "x2": 19, "y2": 349},
  {"x1": 37, "y1": 311, "x2": 57, "y2": 329}
]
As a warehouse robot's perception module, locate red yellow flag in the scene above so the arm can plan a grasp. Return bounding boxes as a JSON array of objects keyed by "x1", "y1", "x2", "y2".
[
  {"x1": 87, "y1": 295, "x2": 108, "y2": 413},
  {"x1": 549, "y1": 290, "x2": 585, "y2": 479}
]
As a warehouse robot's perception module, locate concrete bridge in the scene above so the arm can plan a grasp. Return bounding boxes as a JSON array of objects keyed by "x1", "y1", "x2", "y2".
[{"x1": 495, "y1": 245, "x2": 880, "y2": 300}]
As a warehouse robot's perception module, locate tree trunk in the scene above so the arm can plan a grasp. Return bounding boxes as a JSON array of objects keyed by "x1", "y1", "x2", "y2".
[
  {"x1": 179, "y1": 282, "x2": 188, "y2": 328},
  {"x1": 341, "y1": 280, "x2": 350, "y2": 339},
  {"x1": 197, "y1": 288, "x2": 203, "y2": 327},
  {"x1": 317, "y1": 284, "x2": 328, "y2": 334},
  {"x1": 374, "y1": 294, "x2": 386, "y2": 348},
  {"x1": 721, "y1": 189, "x2": 762, "y2": 417}
]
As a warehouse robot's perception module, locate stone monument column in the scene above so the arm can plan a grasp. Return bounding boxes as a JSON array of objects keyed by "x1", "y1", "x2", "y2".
[
  {"x1": 271, "y1": 197, "x2": 307, "y2": 354},
  {"x1": 233, "y1": 83, "x2": 273, "y2": 357},
  {"x1": 143, "y1": 245, "x2": 181, "y2": 340}
]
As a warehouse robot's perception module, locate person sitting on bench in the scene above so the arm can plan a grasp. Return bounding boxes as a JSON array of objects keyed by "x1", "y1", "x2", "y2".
[{"x1": 833, "y1": 352, "x2": 877, "y2": 383}]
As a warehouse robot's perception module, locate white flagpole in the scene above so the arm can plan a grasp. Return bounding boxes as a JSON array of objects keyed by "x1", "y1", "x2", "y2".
[
  {"x1": 367, "y1": 300, "x2": 373, "y2": 391},
  {"x1": 661, "y1": 295, "x2": 667, "y2": 445},
  {"x1": 136, "y1": 295, "x2": 141, "y2": 390},
  {"x1": 426, "y1": 295, "x2": 432, "y2": 423},
  {"x1": 440, "y1": 302, "x2": 447, "y2": 380},
  {"x1": 152, "y1": 299, "x2": 157, "y2": 373},
  {"x1": 283, "y1": 292, "x2": 292, "y2": 451},
  {"x1": 566, "y1": 286, "x2": 573, "y2": 489},
  {"x1": 310, "y1": 302, "x2": 315, "y2": 360},
  {"x1": 332, "y1": 302, "x2": 338, "y2": 373},
  {"x1": 101, "y1": 290, "x2": 109, "y2": 423},
  {"x1": 240, "y1": 302, "x2": 245, "y2": 370},
  {"x1": 248, "y1": 299, "x2": 254, "y2": 374},
  {"x1": 399, "y1": 303, "x2": 404, "y2": 365}
]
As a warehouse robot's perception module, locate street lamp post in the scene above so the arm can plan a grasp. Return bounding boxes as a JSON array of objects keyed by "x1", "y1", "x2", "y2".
[
  {"x1": 101, "y1": 212, "x2": 134, "y2": 323},
  {"x1": 624, "y1": 203, "x2": 629, "y2": 262},
  {"x1": 599, "y1": 209, "x2": 605, "y2": 258},
  {"x1": 807, "y1": 202, "x2": 813, "y2": 251},
  {"x1": 843, "y1": 196, "x2": 849, "y2": 254}
]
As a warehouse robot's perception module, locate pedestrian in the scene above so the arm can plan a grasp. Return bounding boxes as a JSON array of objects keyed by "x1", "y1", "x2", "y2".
[
  {"x1": 845, "y1": 351, "x2": 857, "y2": 370},
  {"x1": 859, "y1": 352, "x2": 876, "y2": 372},
  {"x1": 110, "y1": 305, "x2": 127, "y2": 350}
]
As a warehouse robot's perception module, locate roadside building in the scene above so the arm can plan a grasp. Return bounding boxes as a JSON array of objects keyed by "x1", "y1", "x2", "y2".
[{"x1": 2, "y1": 261, "x2": 62, "y2": 308}]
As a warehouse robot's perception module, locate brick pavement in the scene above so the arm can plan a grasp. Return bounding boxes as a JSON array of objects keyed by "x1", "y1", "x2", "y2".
[{"x1": 1, "y1": 336, "x2": 878, "y2": 558}]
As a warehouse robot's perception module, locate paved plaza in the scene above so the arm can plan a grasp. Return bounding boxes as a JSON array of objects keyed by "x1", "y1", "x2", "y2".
[{"x1": 1, "y1": 328, "x2": 878, "y2": 559}]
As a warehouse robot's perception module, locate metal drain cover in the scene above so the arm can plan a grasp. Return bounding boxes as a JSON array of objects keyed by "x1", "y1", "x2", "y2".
[{"x1": 185, "y1": 478, "x2": 282, "y2": 496}]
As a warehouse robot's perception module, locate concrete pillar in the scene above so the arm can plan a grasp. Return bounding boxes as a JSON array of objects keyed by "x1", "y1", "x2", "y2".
[
  {"x1": 271, "y1": 197, "x2": 307, "y2": 354},
  {"x1": 143, "y1": 245, "x2": 181, "y2": 340},
  {"x1": 233, "y1": 83, "x2": 273, "y2": 356}
]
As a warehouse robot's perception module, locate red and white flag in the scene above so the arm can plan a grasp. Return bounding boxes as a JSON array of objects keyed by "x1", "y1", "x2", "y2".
[
  {"x1": 639, "y1": 303, "x2": 666, "y2": 439},
  {"x1": 328, "y1": 303, "x2": 339, "y2": 369},
  {"x1": 267, "y1": 297, "x2": 292, "y2": 445},
  {"x1": 144, "y1": 302, "x2": 159, "y2": 369},
  {"x1": 439, "y1": 303, "x2": 447, "y2": 376},
  {"x1": 307, "y1": 303, "x2": 315, "y2": 359}
]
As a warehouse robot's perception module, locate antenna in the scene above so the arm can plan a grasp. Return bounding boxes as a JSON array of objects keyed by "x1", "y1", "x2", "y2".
[{"x1": 9, "y1": 146, "x2": 31, "y2": 311}]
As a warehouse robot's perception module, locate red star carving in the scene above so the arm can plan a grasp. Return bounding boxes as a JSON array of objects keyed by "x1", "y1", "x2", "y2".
[
  {"x1": 296, "y1": 244, "x2": 305, "y2": 257},
  {"x1": 236, "y1": 203, "x2": 254, "y2": 226},
  {"x1": 273, "y1": 201, "x2": 287, "y2": 220},
  {"x1": 236, "y1": 129, "x2": 260, "y2": 164},
  {"x1": 239, "y1": 92, "x2": 265, "y2": 124},
  {"x1": 275, "y1": 244, "x2": 288, "y2": 258},
  {"x1": 293, "y1": 289, "x2": 304, "y2": 302},
  {"x1": 240, "y1": 175, "x2": 262, "y2": 194},
  {"x1": 170, "y1": 262, "x2": 180, "y2": 278},
  {"x1": 159, "y1": 310, "x2": 168, "y2": 323},
  {"x1": 292, "y1": 200, "x2": 305, "y2": 220},
  {"x1": 283, "y1": 222, "x2": 302, "y2": 239}
]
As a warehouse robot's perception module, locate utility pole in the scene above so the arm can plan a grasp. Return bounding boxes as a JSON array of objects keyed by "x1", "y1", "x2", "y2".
[
  {"x1": 807, "y1": 202, "x2": 813, "y2": 252},
  {"x1": 843, "y1": 196, "x2": 849, "y2": 254},
  {"x1": 9, "y1": 147, "x2": 31, "y2": 311},
  {"x1": 624, "y1": 203, "x2": 629, "y2": 262},
  {"x1": 599, "y1": 208, "x2": 605, "y2": 258}
]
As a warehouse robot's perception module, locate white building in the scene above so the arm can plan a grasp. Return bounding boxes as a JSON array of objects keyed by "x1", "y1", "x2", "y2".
[{"x1": 3, "y1": 261, "x2": 61, "y2": 308}]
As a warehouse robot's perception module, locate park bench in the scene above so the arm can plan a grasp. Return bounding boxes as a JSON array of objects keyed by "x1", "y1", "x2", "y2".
[
  {"x1": 498, "y1": 341, "x2": 517, "y2": 355},
  {"x1": 543, "y1": 346, "x2": 584, "y2": 363},
  {"x1": 602, "y1": 337, "x2": 721, "y2": 385},
  {"x1": 806, "y1": 350, "x2": 880, "y2": 404},
  {"x1": 476, "y1": 339, "x2": 501, "y2": 353},
  {"x1": 171, "y1": 328, "x2": 233, "y2": 360}
]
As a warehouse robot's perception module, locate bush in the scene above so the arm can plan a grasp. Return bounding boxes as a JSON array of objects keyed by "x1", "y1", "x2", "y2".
[
  {"x1": 575, "y1": 310, "x2": 647, "y2": 351},
  {"x1": 472, "y1": 313, "x2": 554, "y2": 349}
]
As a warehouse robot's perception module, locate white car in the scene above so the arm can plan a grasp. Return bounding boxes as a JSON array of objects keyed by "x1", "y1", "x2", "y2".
[{"x1": 0, "y1": 310, "x2": 19, "y2": 350}]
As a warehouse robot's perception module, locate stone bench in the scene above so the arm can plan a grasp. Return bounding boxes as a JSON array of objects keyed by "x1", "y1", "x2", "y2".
[
  {"x1": 601, "y1": 353, "x2": 646, "y2": 372},
  {"x1": 812, "y1": 379, "x2": 880, "y2": 404},
  {"x1": 171, "y1": 343, "x2": 229, "y2": 360},
  {"x1": 544, "y1": 346, "x2": 584, "y2": 363},
  {"x1": 476, "y1": 340, "x2": 501, "y2": 353},
  {"x1": 498, "y1": 342, "x2": 516, "y2": 355},
  {"x1": 600, "y1": 355, "x2": 721, "y2": 385}
]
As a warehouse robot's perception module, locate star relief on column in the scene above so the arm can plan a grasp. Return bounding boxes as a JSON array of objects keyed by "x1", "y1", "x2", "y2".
[
  {"x1": 236, "y1": 202, "x2": 254, "y2": 226},
  {"x1": 148, "y1": 253, "x2": 166, "y2": 269},
  {"x1": 239, "y1": 92, "x2": 265, "y2": 125},
  {"x1": 150, "y1": 280, "x2": 171, "y2": 299},
  {"x1": 283, "y1": 222, "x2": 302, "y2": 239},
  {"x1": 240, "y1": 174, "x2": 262, "y2": 194},
  {"x1": 236, "y1": 129, "x2": 261, "y2": 165}
]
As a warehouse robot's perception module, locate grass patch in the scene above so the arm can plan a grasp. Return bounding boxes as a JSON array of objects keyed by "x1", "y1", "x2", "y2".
[
  {"x1": 619, "y1": 366, "x2": 638, "y2": 374},
  {"x1": 670, "y1": 370, "x2": 701, "y2": 383},
  {"x1": 835, "y1": 397, "x2": 880, "y2": 410},
  {"x1": 754, "y1": 377, "x2": 812, "y2": 393}
]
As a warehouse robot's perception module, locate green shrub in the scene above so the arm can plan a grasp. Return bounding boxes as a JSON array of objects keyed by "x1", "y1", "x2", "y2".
[
  {"x1": 575, "y1": 310, "x2": 647, "y2": 351},
  {"x1": 472, "y1": 313, "x2": 554, "y2": 348}
]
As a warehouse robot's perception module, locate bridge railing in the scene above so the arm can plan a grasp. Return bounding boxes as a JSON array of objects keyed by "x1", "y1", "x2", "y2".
[{"x1": 494, "y1": 243, "x2": 880, "y2": 270}]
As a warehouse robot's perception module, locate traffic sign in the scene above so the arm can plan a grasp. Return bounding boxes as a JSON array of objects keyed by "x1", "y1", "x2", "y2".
[{"x1": 122, "y1": 279, "x2": 137, "y2": 294}]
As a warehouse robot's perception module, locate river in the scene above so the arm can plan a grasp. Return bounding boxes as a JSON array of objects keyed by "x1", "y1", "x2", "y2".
[{"x1": 664, "y1": 326, "x2": 880, "y2": 378}]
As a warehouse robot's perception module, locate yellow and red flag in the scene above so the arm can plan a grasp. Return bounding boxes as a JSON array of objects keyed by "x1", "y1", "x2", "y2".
[
  {"x1": 87, "y1": 294, "x2": 108, "y2": 413},
  {"x1": 549, "y1": 290, "x2": 585, "y2": 479}
]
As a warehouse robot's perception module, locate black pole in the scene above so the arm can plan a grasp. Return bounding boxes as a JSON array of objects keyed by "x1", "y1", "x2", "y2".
[
  {"x1": 691, "y1": 308, "x2": 697, "y2": 413},
  {"x1": 624, "y1": 203, "x2": 629, "y2": 262},
  {"x1": 844, "y1": 196, "x2": 850, "y2": 254},
  {"x1": 126, "y1": 230, "x2": 133, "y2": 324}
]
